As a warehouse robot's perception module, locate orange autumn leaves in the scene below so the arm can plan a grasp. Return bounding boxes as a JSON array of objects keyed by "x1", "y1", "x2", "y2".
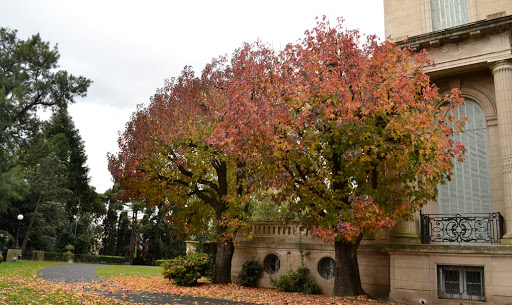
[
  {"x1": 108, "y1": 17, "x2": 465, "y2": 245},
  {"x1": 107, "y1": 276, "x2": 392, "y2": 305}
]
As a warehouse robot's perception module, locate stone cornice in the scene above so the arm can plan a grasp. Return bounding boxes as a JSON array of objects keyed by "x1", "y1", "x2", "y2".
[{"x1": 396, "y1": 15, "x2": 512, "y2": 50}]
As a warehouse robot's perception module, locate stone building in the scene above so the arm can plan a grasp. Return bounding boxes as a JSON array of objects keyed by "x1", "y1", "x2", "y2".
[{"x1": 231, "y1": 1, "x2": 512, "y2": 304}]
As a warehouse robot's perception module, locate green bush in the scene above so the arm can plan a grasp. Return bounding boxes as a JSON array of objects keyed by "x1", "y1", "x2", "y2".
[
  {"x1": 197, "y1": 241, "x2": 216, "y2": 280},
  {"x1": 238, "y1": 259, "x2": 263, "y2": 287},
  {"x1": 270, "y1": 267, "x2": 320, "y2": 294},
  {"x1": 63, "y1": 244, "x2": 74, "y2": 262},
  {"x1": 162, "y1": 252, "x2": 211, "y2": 286}
]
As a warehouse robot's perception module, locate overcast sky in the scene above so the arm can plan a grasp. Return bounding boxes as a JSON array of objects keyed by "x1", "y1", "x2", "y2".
[{"x1": 1, "y1": 0, "x2": 385, "y2": 193}]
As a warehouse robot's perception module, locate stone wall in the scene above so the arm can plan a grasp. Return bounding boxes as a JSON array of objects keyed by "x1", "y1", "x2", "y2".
[
  {"x1": 388, "y1": 245, "x2": 512, "y2": 305},
  {"x1": 232, "y1": 223, "x2": 390, "y2": 297}
]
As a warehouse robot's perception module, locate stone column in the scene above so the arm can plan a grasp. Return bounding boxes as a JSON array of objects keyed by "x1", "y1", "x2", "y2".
[
  {"x1": 392, "y1": 211, "x2": 421, "y2": 244},
  {"x1": 491, "y1": 60, "x2": 512, "y2": 241}
]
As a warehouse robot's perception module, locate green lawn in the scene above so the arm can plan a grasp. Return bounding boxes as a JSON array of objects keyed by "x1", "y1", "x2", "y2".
[
  {"x1": 0, "y1": 260, "x2": 62, "y2": 276},
  {"x1": 96, "y1": 264, "x2": 163, "y2": 278}
]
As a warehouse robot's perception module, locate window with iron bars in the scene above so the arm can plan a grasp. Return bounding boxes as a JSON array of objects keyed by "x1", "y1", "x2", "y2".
[{"x1": 437, "y1": 265, "x2": 485, "y2": 301}]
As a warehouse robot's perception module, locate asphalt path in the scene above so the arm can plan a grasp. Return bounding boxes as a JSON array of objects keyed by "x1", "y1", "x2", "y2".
[{"x1": 37, "y1": 263, "x2": 256, "y2": 305}]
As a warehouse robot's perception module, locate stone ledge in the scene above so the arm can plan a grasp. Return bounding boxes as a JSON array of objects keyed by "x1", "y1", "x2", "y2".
[
  {"x1": 237, "y1": 238, "x2": 512, "y2": 256},
  {"x1": 384, "y1": 243, "x2": 512, "y2": 255}
]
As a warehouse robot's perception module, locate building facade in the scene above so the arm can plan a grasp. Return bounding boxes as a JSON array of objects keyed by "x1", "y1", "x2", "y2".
[{"x1": 231, "y1": 1, "x2": 512, "y2": 304}]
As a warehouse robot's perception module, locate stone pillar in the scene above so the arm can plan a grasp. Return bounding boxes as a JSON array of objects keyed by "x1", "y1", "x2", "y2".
[
  {"x1": 491, "y1": 60, "x2": 512, "y2": 241},
  {"x1": 6, "y1": 249, "x2": 22, "y2": 262},
  {"x1": 392, "y1": 212, "x2": 421, "y2": 244}
]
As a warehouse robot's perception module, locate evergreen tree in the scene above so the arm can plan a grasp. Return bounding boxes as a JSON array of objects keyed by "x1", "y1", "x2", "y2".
[
  {"x1": 115, "y1": 210, "x2": 131, "y2": 257},
  {"x1": 100, "y1": 189, "x2": 121, "y2": 255},
  {"x1": 138, "y1": 203, "x2": 185, "y2": 265},
  {"x1": 0, "y1": 28, "x2": 91, "y2": 212},
  {"x1": 44, "y1": 108, "x2": 104, "y2": 219},
  {"x1": 16, "y1": 132, "x2": 71, "y2": 251}
]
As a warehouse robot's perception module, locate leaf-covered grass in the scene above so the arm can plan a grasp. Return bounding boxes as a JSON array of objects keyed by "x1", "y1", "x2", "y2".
[
  {"x1": 0, "y1": 261, "x2": 396, "y2": 305},
  {"x1": 0, "y1": 261, "x2": 128, "y2": 304}
]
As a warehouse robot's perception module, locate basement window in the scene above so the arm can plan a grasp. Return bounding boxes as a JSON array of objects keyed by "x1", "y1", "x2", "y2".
[
  {"x1": 318, "y1": 257, "x2": 335, "y2": 279},
  {"x1": 437, "y1": 265, "x2": 485, "y2": 301},
  {"x1": 264, "y1": 254, "x2": 280, "y2": 274}
]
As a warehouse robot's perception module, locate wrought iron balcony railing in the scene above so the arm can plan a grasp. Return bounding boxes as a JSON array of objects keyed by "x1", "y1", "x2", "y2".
[{"x1": 420, "y1": 211, "x2": 503, "y2": 244}]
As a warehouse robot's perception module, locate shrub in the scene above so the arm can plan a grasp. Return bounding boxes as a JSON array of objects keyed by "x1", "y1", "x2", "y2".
[
  {"x1": 238, "y1": 259, "x2": 263, "y2": 287},
  {"x1": 63, "y1": 244, "x2": 74, "y2": 262},
  {"x1": 270, "y1": 236, "x2": 319, "y2": 294},
  {"x1": 197, "y1": 241, "x2": 216, "y2": 280},
  {"x1": 162, "y1": 252, "x2": 211, "y2": 286},
  {"x1": 270, "y1": 267, "x2": 319, "y2": 294}
]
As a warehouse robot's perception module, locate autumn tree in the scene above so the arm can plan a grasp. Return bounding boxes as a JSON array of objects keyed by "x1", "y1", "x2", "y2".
[
  {"x1": 261, "y1": 18, "x2": 465, "y2": 296},
  {"x1": 107, "y1": 64, "x2": 231, "y2": 282}
]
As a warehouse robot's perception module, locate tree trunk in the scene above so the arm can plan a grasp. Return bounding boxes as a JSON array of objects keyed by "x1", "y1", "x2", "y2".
[
  {"x1": 128, "y1": 209, "x2": 138, "y2": 265},
  {"x1": 21, "y1": 196, "x2": 42, "y2": 251},
  {"x1": 333, "y1": 235, "x2": 366, "y2": 297},
  {"x1": 213, "y1": 224, "x2": 235, "y2": 284}
]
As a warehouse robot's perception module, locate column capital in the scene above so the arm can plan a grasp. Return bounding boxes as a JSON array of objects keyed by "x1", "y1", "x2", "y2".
[{"x1": 490, "y1": 60, "x2": 512, "y2": 75}]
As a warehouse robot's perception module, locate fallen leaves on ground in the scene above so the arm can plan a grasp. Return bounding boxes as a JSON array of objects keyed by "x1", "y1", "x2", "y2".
[{"x1": 97, "y1": 277, "x2": 392, "y2": 305}]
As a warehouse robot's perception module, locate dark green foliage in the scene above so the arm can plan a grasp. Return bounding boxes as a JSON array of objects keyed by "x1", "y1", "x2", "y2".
[
  {"x1": 197, "y1": 241, "x2": 216, "y2": 280},
  {"x1": 100, "y1": 195, "x2": 119, "y2": 255},
  {"x1": 136, "y1": 204, "x2": 186, "y2": 265},
  {"x1": 63, "y1": 244, "x2": 74, "y2": 261},
  {"x1": 115, "y1": 210, "x2": 131, "y2": 256},
  {"x1": 270, "y1": 267, "x2": 320, "y2": 294},
  {"x1": 57, "y1": 212, "x2": 100, "y2": 254},
  {"x1": 0, "y1": 230, "x2": 12, "y2": 260},
  {"x1": 238, "y1": 259, "x2": 263, "y2": 287},
  {"x1": 0, "y1": 27, "x2": 100, "y2": 254},
  {"x1": 43, "y1": 108, "x2": 104, "y2": 218},
  {"x1": 0, "y1": 27, "x2": 91, "y2": 213},
  {"x1": 162, "y1": 252, "x2": 211, "y2": 286},
  {"x1": 0, "y1": 167, "x2": 28, "y2": 213}
]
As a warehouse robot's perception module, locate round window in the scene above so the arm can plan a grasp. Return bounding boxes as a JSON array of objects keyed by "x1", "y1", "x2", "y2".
[
  {"x1": 318, "y1": 257, "x2": 335, "y2": 279},
  {"x1": 264, "y1": 254, "x2": 280, "y2": 274}
]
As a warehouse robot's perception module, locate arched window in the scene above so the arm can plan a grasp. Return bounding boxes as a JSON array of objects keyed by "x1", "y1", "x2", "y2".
[{"x1": 438, "y1": 99, "x2": 492, "y2": 214}]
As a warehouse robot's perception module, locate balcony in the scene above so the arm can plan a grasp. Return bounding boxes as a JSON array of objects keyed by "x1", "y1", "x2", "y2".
[{"x1": 420, "y1": 212, "x2": 504, "y2": 244}]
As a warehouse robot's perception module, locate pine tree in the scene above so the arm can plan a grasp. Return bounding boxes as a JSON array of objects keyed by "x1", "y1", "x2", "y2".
[{"x1": 44, "y1": 108, "x2": 104, "y2": 219}]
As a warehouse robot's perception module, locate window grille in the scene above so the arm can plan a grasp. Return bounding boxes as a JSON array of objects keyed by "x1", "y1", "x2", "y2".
[
  {"x1": 438, "y1": 99, "x2": 492, "y2": 215},
  {"x1": 264, "y1": 254, "x2": 280, "y2": 274},
  {"x1": 438, "y1": 265, "x2": 485, "y2": 301},
  {"x1": 317, "y1": 257, "x2": 335, "y2": 279},
  {"x1": 431, "y1": 0, "x2": 468, "y2": 31}
]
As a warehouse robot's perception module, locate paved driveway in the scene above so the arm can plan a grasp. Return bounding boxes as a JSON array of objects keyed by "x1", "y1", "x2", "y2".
[{"x1": 38, "y1": 264, "x2": 255, "y2": 305}]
